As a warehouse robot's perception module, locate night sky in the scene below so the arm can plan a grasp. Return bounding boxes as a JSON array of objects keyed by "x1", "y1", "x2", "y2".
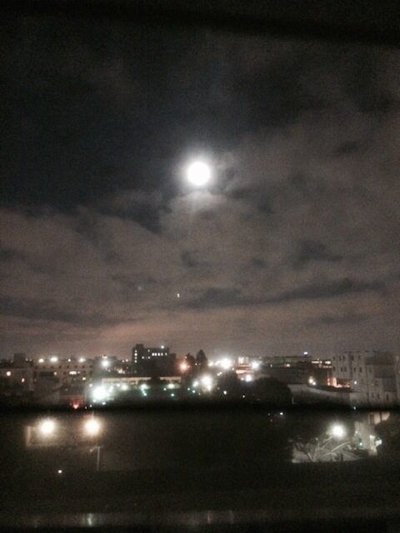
[{"x1": 1, "y1": 13, "x2": 399, "y2": 358}]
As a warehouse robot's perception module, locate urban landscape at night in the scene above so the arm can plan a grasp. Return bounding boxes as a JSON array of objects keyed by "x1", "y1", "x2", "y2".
[{"x1": 2, "y1": 0, "x2": 400, "y2": 528}]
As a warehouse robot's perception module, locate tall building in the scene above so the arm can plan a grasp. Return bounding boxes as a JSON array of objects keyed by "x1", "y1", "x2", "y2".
[{"x1": 131, "y1": 344, "x2": 175, "y2": 376}]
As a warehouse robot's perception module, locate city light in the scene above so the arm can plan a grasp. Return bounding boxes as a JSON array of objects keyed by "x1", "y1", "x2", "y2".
[
  {"x1": 244, "y1": 374, "x2": 253, "y2": 382},
  {"x1": 91, "y1": 386, "x2": 108, "y2": 402},
  {"x1": 329, "y1": 423, "x2": 346, "y2": 440},
  {"x1": 180, "y1": 362, "x2": 189, "y2": 372},
  {"x1": 186, "y1": 161, "x2": 211, "y2": 187},
  {"x1": 83, "y1": 418, "x2": 101, "y2": 437},
  {"x1": 38, "y1": 419, "x2": 57, "y2": 437},
  {"x1": 251, "y1": 361, "x2": 261, "y2": 371},
  {"x1": 6, "y1": 371, "x2": 11, "y2": 377},
  {"x1": 200, "y1": 374, "x2": 214, "y2": 391},
  {"x1": 101, "y1": 359, "x2": 110, "y2": 368},
  {"x1": 50, "y1": 356, "x2": 58, "y2": 363},
  {"x1": 38, "y1": 358, "x2": 44, "y2": 364},
  {"x1": 79, "y1": 357, "x2": 86, "y2": 363},
  {"x1": 308, "y1": 376, "x2": 317, "y2": 386}
]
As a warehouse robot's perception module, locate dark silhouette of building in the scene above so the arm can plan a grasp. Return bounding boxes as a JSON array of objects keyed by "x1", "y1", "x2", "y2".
[{"x1": 131, "y1": 344, "x2": 175, "y2": 376}]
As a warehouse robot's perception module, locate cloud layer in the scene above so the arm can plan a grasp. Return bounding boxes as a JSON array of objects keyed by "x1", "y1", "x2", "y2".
[{"x1": 1, "y1": 17, "x2": 399, "y2": 357}]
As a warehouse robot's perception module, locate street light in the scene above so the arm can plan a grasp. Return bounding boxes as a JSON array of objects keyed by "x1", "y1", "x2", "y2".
[
  {"x1": 329, "y1": 423, "x2": 347, "y2": 440},
  {"x1": 83, "y1": 418, "x2": 102, "y2": 437},
  {"x1": 38, "y1": 419, "x2": 57, "y2": 437}
]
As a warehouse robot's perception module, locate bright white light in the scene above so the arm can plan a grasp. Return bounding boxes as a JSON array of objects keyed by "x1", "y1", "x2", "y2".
[
  {"x1": 38, "y1": 419, "x2": 57, "y2": 437},
  {"x1": 38, "y1": 358, "x2": 44, "y2": 364},
  {"x1": 180, "y1": 362, "x2": 189, "y2": 372},
  {"x1": 251, "y1": 361, "x2": 260, "y2": 371},
  {"x1": 308, "y1": 376, "x2": 317, "y2": 386},
  {"x1": 6, "y1": 371, "x2": 11, "y2": 377},
  {"x1": 57, "y1": 469, "x2": 63, "y2": 475},
  {"x1": 304, "y1": 351, "x2": 309, "y2": 355},
  {"x1": 244, "y1": 374, "x2": 253, "y2": 382},
  {"x1": 84, "y1": 418, "x2": 101, "y2": 437},
  {"x1": 220, "y1": 358, "x2": 232, "y2": 370},
  {"x1": 161, "y1": 345, "x2": 165, "y2": 349},
  {"x1": 92, "y1": 386, "x2": 108, "y2": 402},
  {"x1": 140, "y1": 383, "x2": 149, "y2": 391},
  {"x1": 50, "y1": 356, "x2": 58, "y2": 363},
  {"x1": 200, "y1": 374, "x2": 214, "y2": 391},
  {"x1": 330, "y1": 423, "x2": 346, "y2": 439},
  {"x1": 79, "y1": 357, "x2": 86, "y2": 363},
  {"x1": 192, "y1": 380, "x2": 199, "y2": 388},
  {"x1": 167, "y1": 383, "x2": 175, "y2": 390},
  {"x1": 186, "y1": 161, "x2": 211, "y2": 187},
  {"x1": 121, "y1": 384, "x2": 128, "y2": 391},
  {"x1": 101, "y1": 360, "x2": 110, "y2": 368}
]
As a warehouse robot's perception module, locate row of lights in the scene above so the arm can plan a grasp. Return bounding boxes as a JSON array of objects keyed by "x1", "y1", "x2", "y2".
[{"x1": 38, "y1": 357, "x2": 87, "y2": 364}]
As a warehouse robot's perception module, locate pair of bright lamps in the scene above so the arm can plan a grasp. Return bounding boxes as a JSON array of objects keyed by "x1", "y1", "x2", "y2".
[{"x1": 38, "y1": 417, "x2": 101, "y2": 438}]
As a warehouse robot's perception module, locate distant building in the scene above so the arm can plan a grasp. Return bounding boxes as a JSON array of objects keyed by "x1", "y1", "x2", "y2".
[
  {"x1": 34, "y1": 356, "x2": 94, "y2": 385},
  {"x1": 0, "y1": 359, "x2": 34, "y2": 395},
  {"x1": 131, "y1": 344, "x2": 176, "y2": 376},
  {"x1": 331, "y1": 350, "x2": 398, "y2": 406},
  {"x1": 260, "y1": 355, "x2": 332, "y2": 386}
]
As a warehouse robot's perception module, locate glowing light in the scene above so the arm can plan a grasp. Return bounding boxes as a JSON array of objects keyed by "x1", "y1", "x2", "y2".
[
  {"x1": 220, "y1": 358, "x2": 232, "y2": 370},
  {"x1": 38, "y1": 358, "x2": 44, "y2": 364},
  {"x1": 167, "y1": 383, "x2": 175, "y2": 389},
  {"x1": 79, "y1": 357, "x2": 86, "y2": 363},
  {"x1": 180, "y1": 362, "x2": 189, "y2": 372},
  {"x1": 186, "y1": 161, "x2": 211, "y2": 187},
  {"x1": 92, "y1": 386, "x2": 108, "y2": 402},
  {"x1": 57, "y1": 469, "x2": 63, "y2": 475},
  {"x1": 101, "y1": 359, "x2": 110, "y2": 368},
  {"x1": 84, "y1": 418, "x2": 101, "y2": 437},
  {"x1": 251, "y1": 361, "x2": 261, "y2": 371},
  {"x1": 330, "y1": 423, "x2": 346, "y2": 439},
  {"x1": 308, "y1": 376, "x2": 317, "y2": 386},
  {"x1": 244, "y1": 374, "x2": 253, "y2": 382},
  {"x1": 200, "y1": 374, "x2": 214, "y2": 391},
  {"x1": 176, "y1": 292, "x2": 181, "y2": 298},
  {"x1": 50, "y1": 356, "x2": 58, "y2": 363},
  {"x1": 161, "y1": 345, "x2": 165, "y2": 349},
  {"x1": 38, "y1": 419, "x2": 57, "y2": 437},
  {"x1": 121, "y1": 384, "x2": 128, "y2": 391},
  {"x1": 6, "y1": 371, "x2": 11, "y2": 377},
  {"x1": 140, "y1": 383, "x2": 149, "y2": 391},
  {"x1": 192, "y1": 380, "x2": 199, "y2": 388}
]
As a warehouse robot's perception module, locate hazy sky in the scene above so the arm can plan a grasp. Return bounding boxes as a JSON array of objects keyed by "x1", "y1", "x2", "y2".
[{"x1": 1, "y1": 14, "x2": 400, "y2": 358}]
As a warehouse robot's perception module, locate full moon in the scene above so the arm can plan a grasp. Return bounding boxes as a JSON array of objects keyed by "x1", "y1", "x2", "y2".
[{"x1": 186, "y1": 161, "x2": 211, "y2": 187}]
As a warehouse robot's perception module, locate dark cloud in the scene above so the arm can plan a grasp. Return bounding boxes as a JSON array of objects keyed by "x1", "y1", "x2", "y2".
[
  {"x1": 293, "y1": 240, "x2": 343, "y2": 268},
  {"x1": 0, "y1": 16, "x2": 399, "y2": 356},
  {"x1": 312, "y1": 312, "x2": 369, "y2": 326}
]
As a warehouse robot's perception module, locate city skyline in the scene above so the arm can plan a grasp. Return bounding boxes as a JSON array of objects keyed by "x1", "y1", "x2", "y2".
[{"x1": 1, "y1": 17, "x2": 400, "y2": 357}]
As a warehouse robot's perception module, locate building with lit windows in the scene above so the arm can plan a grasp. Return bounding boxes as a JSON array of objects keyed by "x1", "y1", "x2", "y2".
[
  {"x1": 131, "y1": 344, "x2": 175, "y2": 376},
  {"x1": 34, "y1": 356, "x2": 94, "y2": 385},
  {"x1": 331, "y1": 351, "x2": 398, "y2": 406}
]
